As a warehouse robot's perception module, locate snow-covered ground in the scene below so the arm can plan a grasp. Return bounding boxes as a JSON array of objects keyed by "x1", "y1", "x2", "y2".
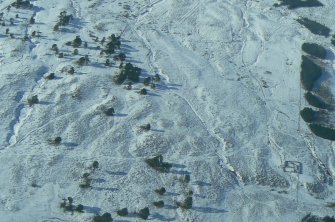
[{"x1": 0, "y1": 0, "x2": 335, "y2": 221}]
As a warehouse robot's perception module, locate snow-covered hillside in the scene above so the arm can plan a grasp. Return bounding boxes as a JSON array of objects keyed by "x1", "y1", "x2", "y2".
[{"x1": 0, "y1": 0, "x2": 335, "y2": 221}]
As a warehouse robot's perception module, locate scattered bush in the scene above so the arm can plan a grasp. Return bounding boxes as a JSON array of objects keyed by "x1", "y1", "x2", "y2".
[
  {"x1": 73, "y1": 49, "x2": 78, "y2": 55},
  {"x1": 45, "y1": 73, "x2": 55, "y2": 80},
  {"x1": 177, "y1": 196, "x2": 192, "y2": 210},
  {"x1": 332, "y1": 35, "x2": 335, "y2": 47},
  {"x1": 72, "y1": 36, "x2": 82, "y2": 48},
  {"x1": 57, "y1": 11, "x2": 73, "y2": 26},
  {"x1": 27, "y1": 95, "x2": 38, "y2": 106},
  {"x1": 92, "y1": 161, "x2": 99, "y2": 170},
  {"x1": 155, "y1": 187, "x2": 166, "y2": 195},
  {"x1": 116, "y1": 208, "x2": 128, "y2": 216},
  {"x1": 76, "y1": 56, "x2": 89, "y2": 66},
  {"x1": 93, "y1": 212, "x2": 113, "y2": 222},
  {"x1": 154, "y1": 74, "x2": 161, "y2": 82},
  {"x1": 184, "y1": 174, "x2": 190, "y2": 183},
  {"x1": 58, "y1": 53, "x2": 64, "y2": 58},
  {"x1": 113, "y1": 53, "x2": 126, "y2": 62},
  {"x1": 104, "y1": 34, "x2": 120, "y2": 54},
  {"x1": 138, "y1": 207, "x2": 149, "y2": 220},
  {"x1": 143, "y1": 77, "x2": 151, "y2": 86},
  {"x1": 145, "y1": 155, "x2": 172, "y2": 173},
  {"x1": 302, "y1": 43, "x2": 327, "y2": 59},
  {"x1": 139, "y1": 123, "x2": 150, "y2": 131},
  {"x1": 153, "y1": 201, "x2": 164, "y2": 208},
  {"x1": 29, "y1": 16, "x2": 35, "y2": 24},
  {"x1": 60, "y1": 197, "x2": 84, "y2": 213},
  {"x1": 48, "y1": 136, "x2": 62, "y2": 145},
  {"x1": 79, "y1": 175, "x2": 92, "y2": 188}
]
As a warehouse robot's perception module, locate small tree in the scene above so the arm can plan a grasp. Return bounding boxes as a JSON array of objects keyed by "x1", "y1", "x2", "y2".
[
  {"x1": 154, "y1": 187, "x2": 166, "y2": 195},
  {"x1": 93, "y1": 213, "x2": 113, "y2": 222},
  {"x1": 48, "y1": 136, "x2": 62, "y2": 145},
  {"x1": 143, "y1": 77, "x2": 151, "y2": 86},
  {"x1": 73, "y1": 48, "x2": 78, "y2": 55},
  {"x1": 138, "y1": 207, "x2": 149, "y2": 220},
  {"x1": 153, "y1": 201, "x2": 164, "y2": 208},
  {"x1": 116, "y1": 208, "x2": 128, "y2": 216},
  {"x1": 139, "y1": 88, "x2": 147, "y2": 95},
  {"x1": 29, "y1": 16, "x2": 35, "y2": 24},
  {"x1": 92, "y1": 161, "x2": 99, "y2": 170},
  {"x1": 140, "y1": 123, "x2": 150, "y2": 131},
  {"x1": 104, "y1": 107, "x2": 115, "y2": 116},
  {"x1": 72, "y1": 35, "x2": 82, "y2": 48},
  {"x1": 177, "y1": 196, "x2": 192, "y2": 210},
  {"x1": 27, "y1": 95, "x2": 39, "y2": 106}
]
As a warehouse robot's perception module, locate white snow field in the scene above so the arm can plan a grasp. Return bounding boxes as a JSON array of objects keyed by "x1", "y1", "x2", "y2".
[{"x1": 0, "y1": 0, "x2": 335, "y2": 221}]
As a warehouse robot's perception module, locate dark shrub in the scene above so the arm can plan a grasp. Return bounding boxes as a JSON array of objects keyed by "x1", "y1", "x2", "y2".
[
  {"x1": 27, "y1": 95, "x2": 38, "y2": 106},
  {"x1": 29, "y1": 16, "x2": 35, "y2": 24},
  {"x1": 48, "y1": 137, "x2": 62, "y2": 145},
  {"x1": 155, "y1": 187, "x2": 166, "y2": 195},
  {"x1": 104, "y1": 107, "x2": 115, "y2": 116},
  {"x1": 177, "y1": 196, "x2": 192, "y2": 210},
  {"x1": 302, "y1": 43, "x2": 327, "y2": 59},
  {"x1": 93, "y1": 212, "x2": 113, "y2": 222},
  {"x1": 73, "y1": 36, "x2": 82, "y2": 48},
  {"x1": 76, "y1": 204, "x2": 84, "y2": 213},
  {"x1": 143, "y1": 77, "x2": 151, "y2": 86},
  {"x1": 184, "y1": 174, "x2": 190, "y2": 183},
  {"x1": 145, "y1": 156, "x2": 172, "y2": 173},
  {"x1": 300, "y1": 107, "x2": 316, "y2": 123},
  {"x1": 300, "y1": 55, "x2": 322, "y2": 91},
  {"x1": 113, "y1": 72, "x2": 127, "y2": 85},
  {"x1": 138, "y1": 207, "x2": 149, "y2": 220},
  {"x1": 154, "y1": 74, "x2": 161, "y2": 82},
  {"x1": 58, "y1": 53, "x2": 64, "y2": 58},
  {"x1": 92, "y1": 161, "x2": 99, "y2": 170},
  {"x1": 116, "y1": 208, "x2": 128, "y2": 216},
  {"x1": 140, "y1": 123, "x2": 150, "y2": 131},
  {"x1": 153, "y1": 201, "x2": 164, "y2": 208},
  {"x1": 309, "y1": 124, "x2": 335, "y2": 141},
  {"x1": 139, "y1": 88, "x2": 147, "y2": 95},
  {"x1": 45, "y1": 73, "x2": 55, "y2": 80},
  {"x1": 73, "y1": 49, "x2": 78, "y2": 55},
  {"x1": 332, "y1": 35, "x2": 335, "y2": 47}
]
